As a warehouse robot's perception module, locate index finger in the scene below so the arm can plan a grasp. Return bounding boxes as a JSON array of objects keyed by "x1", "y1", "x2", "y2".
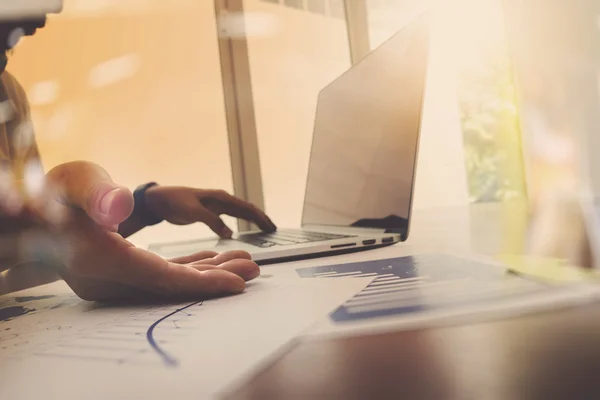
[{"x1": 200, "y1": 190, "x2": 277, "y2": 233}]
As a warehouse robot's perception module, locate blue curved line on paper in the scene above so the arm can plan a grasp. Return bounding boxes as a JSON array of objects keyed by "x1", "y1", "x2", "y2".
[{"x1": 146, "y1": 301, "x2": 202, "y2": 367}]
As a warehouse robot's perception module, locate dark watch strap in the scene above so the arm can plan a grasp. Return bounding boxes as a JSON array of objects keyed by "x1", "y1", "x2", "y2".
[{"x1": 133, "y1": 182, "x2": 164, "y2": 226}]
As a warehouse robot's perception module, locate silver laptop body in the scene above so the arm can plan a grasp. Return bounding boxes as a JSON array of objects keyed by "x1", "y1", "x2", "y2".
[{"x1": 150, "y1": 12, "x2": 432, "y2": 264}]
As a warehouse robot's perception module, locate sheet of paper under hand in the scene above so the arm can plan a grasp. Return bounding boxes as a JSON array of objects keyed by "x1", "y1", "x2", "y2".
[{"x1": 0, "y1": 275, "x2": 372, "y2": 400}]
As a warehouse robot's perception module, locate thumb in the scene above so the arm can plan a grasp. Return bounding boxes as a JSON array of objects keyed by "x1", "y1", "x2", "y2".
[{"x1": 46, "y1": 161, "x2": 134, "y2": 228}]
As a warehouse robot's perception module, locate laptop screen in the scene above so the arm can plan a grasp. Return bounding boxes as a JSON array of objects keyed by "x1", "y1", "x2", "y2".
[{"x1": 301, "y1": 13, "x2": 431, "y2": 234}]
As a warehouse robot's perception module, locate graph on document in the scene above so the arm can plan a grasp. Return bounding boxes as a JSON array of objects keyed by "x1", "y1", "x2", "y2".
[
  {"x1": 0, "y1": 276, "x2": 332, "y2": 371},
  {"x1": 0, "y1": 287, "x2": 204, "y2": 368},
  {"x1": 296, "y1": 254, "x2": 552, "y2": 322},
  {"x1": 33, "y1": 301, "x2": 204, "y2": 367}
]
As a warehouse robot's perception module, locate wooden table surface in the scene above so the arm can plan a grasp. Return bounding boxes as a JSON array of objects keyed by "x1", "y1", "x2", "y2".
[{"x1": 224, "y1": 203, "x2": 600, "y2": 400}]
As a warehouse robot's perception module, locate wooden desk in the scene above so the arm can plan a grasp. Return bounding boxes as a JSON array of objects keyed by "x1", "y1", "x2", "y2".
[{"x1": 225, "y1": 203, "x2": 600, "y2": 400}]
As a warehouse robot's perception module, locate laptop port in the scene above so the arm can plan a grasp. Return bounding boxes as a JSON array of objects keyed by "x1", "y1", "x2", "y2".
[
  {"x1": 362, "y1": 239, "x2": 376, "y2": 245},
  {"x1": 331, "y1": 243, "x2": 357, "y2": 249},
  {"x1": 382, "y1": 237, "x2": 394, "y2": 244}
]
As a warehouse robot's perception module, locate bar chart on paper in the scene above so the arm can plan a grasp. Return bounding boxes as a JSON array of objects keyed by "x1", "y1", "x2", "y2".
[{"x1": 296, "y1": 254, "x2": 592, "y2": 324}]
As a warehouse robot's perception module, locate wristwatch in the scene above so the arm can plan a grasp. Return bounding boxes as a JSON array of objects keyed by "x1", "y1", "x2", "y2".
[{"x1": 133, "y1": 182, "x2": 164, "y2": 226}]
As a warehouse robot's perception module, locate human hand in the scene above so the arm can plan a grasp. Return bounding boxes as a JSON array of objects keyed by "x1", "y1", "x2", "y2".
[
  {"x1": 0, "y1": 161, "x2": 259, "y2": 300},
  {"x1": 144, "y1": 186, "x2": 277, "y2": 238},
  {"x1": 0, "y1": 160, "x2": 133, "y2": 232},
  {"x1": 55, "y1": 225, "x2": 259, "y2": 301}
]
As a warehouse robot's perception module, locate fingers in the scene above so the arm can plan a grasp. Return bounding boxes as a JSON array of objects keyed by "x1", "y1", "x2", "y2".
[
  {"x1": 169, "y1": 250, "x2": 258, "y2": 281},
  {"x1": 64, "y1": 248, "x2": 256, "y2": 302},
  {"x1": 168, "y1": 250, "x2": 219, "y2": 264},
  {"x1": 64, "y1": 258, "x2": 259, "y2": 302},
  {"x1": 200, "y1": 190, "x2": 277, "y2": 233},
  {"x1": 46, "y1": 161, "x2": 134, "y2": 228},
  {"x1": 191, "y1": 205, "x2": 234, "y2": 238},
  {"x1": 75, "y1": 268, "x2": 245, "y2": 302},
  {"x1": 190, "y1": 258, "x2": 260, "y2": 282},
  {"x1": 144, "y1": 260, "x2": 248, "y2": 298},
  {"x1": 63, "y1": 235, "x2": 247, "y2": 299},
  {"x1": 188, "y1": 250, "x2": 252, "y2": 266}
]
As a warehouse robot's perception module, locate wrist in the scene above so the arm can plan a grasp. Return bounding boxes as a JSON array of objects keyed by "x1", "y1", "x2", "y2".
[{"x1": 133, "y1": 182, "x2": 164, "y2": 226}]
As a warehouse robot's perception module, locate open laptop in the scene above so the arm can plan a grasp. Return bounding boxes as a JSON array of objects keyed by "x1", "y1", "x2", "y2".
[
  {"x1": 149, "y1": 12, "x2": 432, "y2": 264},
  {"x1": 502, "y1": 0, "x2": 600, "y2": 269}
]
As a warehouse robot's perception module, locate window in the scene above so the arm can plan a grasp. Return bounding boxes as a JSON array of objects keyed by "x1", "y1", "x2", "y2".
[
  {"x1": 283, "y1": 0, "x2": 304, "y2": 10},
  {"x1": 10, "y1": 0, "x2": 235, "y2": 247},
  {"x1": 244, "y1": 0, "x2": 351, "y2": 227},
  {"x1": 365, "y1": 0, "x2": 527, "y2": 205},
  {"x1": 307, "y1": 0, "x2": 327, "y2": 15},
  {"x1": 328, "y1": 0, "x2": 346, "y2": 19},
  {"x1": 452, "y1": 0, "x2": 527, "y2": 202},
  {"x1": 9, "y1": 0, "x2": 528, "y2": 251}
]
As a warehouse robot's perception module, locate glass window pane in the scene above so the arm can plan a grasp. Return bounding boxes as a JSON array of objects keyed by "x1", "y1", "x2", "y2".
[
  {"x1": 283, "y1": 0, "x2": 304, "y2": 10},
  {"x1": 365, "y1": 0, "x2": 526, "y2": 206},
  {"x1": 450, "y1": 0, "x2": 527, "y2": 202},
  {"x1": 9, "y1": 0, "x2": 234, "y2": 247},
  {"x1": 307, "y1": 0, "x2": 327, "y2": 15},
  {"x1": 244, "y1": 0, "x2": 351, "y2": 227},
  {"x1": 367, "y1": 0, "x2": 425, "y2": 49},
  {"x1": 328, "y1": 0, "x2": 346, "y2": 19},
  {"x1": 365, "y1": 0, "x2": 471, "y2": 209}
]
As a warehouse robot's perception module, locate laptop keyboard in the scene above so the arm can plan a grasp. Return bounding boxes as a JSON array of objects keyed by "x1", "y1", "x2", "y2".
[{"x1": 236, "y1": 230, "x2": 356, "y2": 248}]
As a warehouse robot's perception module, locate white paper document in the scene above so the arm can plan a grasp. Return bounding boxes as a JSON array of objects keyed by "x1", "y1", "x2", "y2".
[
  {"x1": 0, "y1": 275, "x2": 372, "y2": 400},
  {"x1": 295, "y1": 254, "x2": 600, "y2": 340}
]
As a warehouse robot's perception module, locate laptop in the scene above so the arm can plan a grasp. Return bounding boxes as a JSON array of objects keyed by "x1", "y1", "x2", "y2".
[
  {"x1": 149, "y1": 12, "x2": 432, "y2": 264},
  {"x1": 502, "y1": 0, "x2": 600, "y2": 269}
]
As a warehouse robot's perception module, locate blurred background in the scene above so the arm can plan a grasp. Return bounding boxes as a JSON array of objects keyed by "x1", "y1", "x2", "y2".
[{"x1": 7, "y1": 0, "x2": 529, "y2": 249}]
